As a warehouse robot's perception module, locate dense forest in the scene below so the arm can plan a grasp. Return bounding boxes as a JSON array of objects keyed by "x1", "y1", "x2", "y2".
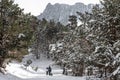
[
  {"x1": 0, "y1": 0, "x2": 120, "y2": 80},
  {"x1": 0, "y1": 0, "x2": 38, "y2": 71}
]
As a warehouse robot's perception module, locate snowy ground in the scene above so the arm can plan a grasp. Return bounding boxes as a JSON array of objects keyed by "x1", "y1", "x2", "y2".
[{"x1": 0, "y1": 54, "x2": 99, "y2": 80}]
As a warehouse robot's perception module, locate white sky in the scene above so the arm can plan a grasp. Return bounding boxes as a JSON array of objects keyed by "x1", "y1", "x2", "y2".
[{"x1": 14, "y1": 0, "x2": 100, "y2": 16}]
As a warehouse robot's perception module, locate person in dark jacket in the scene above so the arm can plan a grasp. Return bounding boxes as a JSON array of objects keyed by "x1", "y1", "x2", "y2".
[
  {"x1": 46, "y1": 66, "x2": 52, "y2": 76},
  {"x1": 63, "y1": 67, "x2": 65, "y2": 74},
  {"x1": 63, "y1": 67, "x2": 68, "y2": 75}
]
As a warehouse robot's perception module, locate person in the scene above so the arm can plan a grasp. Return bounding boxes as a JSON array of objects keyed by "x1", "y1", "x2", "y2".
[
  {"x1": 63, "y1": 67, "x2": 65, "y2": 74},
  {"x1": 46, "y1": 66, "x2": 52, "y2": 76},
  {"x1": 46, "y1": 67, "x2": 48, "y2": 75},
  {"x1": 63, "y1": 67, "x2": 68, "y2": 75}
]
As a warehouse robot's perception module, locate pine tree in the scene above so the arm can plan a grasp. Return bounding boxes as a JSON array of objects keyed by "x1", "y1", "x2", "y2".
[
  {"x1": 0, "y1": 0, "x2": 37, "y2": 71},
  {"x1": 87, "y1": 0, "x2": 120, "y2": 79}
]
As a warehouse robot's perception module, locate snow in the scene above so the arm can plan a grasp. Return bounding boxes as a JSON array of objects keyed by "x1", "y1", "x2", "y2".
[
  {"x1": 0, "y1": 54, "x2": 87, "y2": 80},
  {"x1": 113, "y1": 67, "x2": 120, "y2": 76},
  {"x1": 115, "y1": 53, "x2": 120, "y2": 59},
  {"x1": 94, "y1": 46, "x2": 101, "y2": 53},
  {"x1": 114, "y1": 40, "x2": 120, "y2": 48},
  {"x1": 18, "y1": 33, "x2": 25, "y2": 38},
  {"x1": 49, "y1": 44, "x2": 56, "y2": 51},
  {"x1": 77, "y1": 21, "x2": 82, "y2": 26},
  {"x1": 105, "y1": 62, "x2": 110, "y2": 67},
  {"x1": 49, "y1": 42, "x2": 63, "y2": 54},
  {"x1": 89, "y1": 19, "x2": 96, "y2": 23}
]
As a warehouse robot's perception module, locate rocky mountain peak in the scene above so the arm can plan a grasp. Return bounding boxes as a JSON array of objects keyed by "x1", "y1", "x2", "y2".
[{"x1": 38, "y1": 2, "x2": 94, "y2": 25}]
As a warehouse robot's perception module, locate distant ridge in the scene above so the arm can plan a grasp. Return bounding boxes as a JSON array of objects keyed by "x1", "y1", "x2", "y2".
[{"x1": 38, "y1": 3, "x2": 94, "y2": 25}]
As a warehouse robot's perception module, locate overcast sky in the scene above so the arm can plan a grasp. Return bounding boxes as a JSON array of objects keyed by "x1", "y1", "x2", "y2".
[{"x1": 14, "y1": 0, "x2": 100, "y2": 16}]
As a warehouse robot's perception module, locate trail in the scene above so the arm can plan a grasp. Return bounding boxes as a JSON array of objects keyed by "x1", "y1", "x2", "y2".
[{"x1": 0, "y1": 54, "x2": 86, "y2": 80}]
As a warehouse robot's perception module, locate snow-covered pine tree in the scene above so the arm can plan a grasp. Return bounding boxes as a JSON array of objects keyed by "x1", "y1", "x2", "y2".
[
  {"x1": 0, "y1": 0, "x2": 37, "y2": 73},
  {"x1": 55, "y1": 14, "x2": 94, "y2": 76},
  {"x1": 87, "y1": 0, "x2": 120, "y2": 79}
]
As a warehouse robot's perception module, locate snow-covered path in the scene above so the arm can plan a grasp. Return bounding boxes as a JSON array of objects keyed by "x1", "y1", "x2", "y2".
[{"x1": 0, "y1": 54, "x2": 86, "y2": 80}]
